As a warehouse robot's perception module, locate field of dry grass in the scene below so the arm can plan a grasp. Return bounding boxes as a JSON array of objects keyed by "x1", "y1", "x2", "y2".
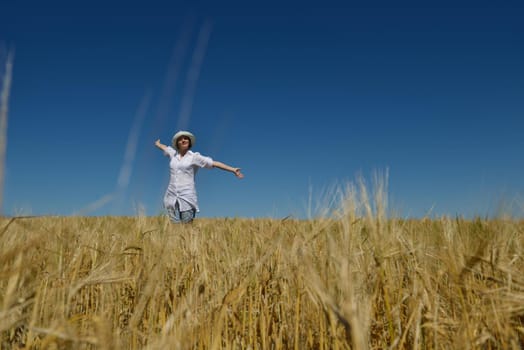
[{"x1": 1, "y1": 191, "x2": 523, "y2": 349}]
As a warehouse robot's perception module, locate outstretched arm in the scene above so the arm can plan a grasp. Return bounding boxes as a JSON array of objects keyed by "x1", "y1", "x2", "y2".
[
  {"x1": 213, "y1": 161, "x2": 244, "y2": 178},
  {"x1": 155, "y1": 139, "x2": 168, "y2": 153}
]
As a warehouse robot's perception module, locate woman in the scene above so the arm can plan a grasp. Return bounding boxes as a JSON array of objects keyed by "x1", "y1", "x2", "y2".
[{"x1": 155, "y1": 130, "x2": 244, "y2": 223}]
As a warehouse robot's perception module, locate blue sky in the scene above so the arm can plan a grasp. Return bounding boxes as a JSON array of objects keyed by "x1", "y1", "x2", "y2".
[{"x1": 1, "y1": 0, "x2": 523, "y2": 218}]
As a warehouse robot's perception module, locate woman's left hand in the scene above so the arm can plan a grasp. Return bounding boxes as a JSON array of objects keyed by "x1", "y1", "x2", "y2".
[{"x1": 234, "y1": 168, "x2": 244, "y2": 179}]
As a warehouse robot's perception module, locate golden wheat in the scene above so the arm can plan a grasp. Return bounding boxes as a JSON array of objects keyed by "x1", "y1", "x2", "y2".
[{"x1": 0, "y1": 207, "x2": 523, "y2": 350}]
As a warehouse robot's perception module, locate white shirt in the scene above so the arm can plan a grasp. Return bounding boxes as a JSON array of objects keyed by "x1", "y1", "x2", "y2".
[{"x1": 163, "y1": 146, "x2": 214, "y2": 212}]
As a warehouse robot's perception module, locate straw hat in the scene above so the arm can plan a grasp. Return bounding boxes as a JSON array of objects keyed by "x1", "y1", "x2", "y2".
[{"x1": 172, "y1": 130, "x2": 196, "y2": 150}]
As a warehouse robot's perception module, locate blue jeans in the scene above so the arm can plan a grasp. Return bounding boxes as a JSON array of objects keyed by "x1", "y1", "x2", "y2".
[{"x1": 166, "y1": 202, "x2": 196, "y2": 224}]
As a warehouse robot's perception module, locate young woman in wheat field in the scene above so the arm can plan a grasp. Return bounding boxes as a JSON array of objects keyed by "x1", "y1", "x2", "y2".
[{"x1": 155, "y1": 130, "x2": 244, "y2": 223}]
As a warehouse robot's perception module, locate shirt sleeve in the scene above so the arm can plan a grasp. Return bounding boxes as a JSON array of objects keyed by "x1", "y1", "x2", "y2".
[
  {"x1": 192, "y1": 152, "x2": 214, "y2": 168},
  {"x1": 164, "y1": 146, "x2": 176, "y2": 158}
]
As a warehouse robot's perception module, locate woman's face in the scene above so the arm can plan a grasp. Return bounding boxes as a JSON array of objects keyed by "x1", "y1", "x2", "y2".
[{"x1": 177, "y1": 136, "x2": 191, "y2": 151}]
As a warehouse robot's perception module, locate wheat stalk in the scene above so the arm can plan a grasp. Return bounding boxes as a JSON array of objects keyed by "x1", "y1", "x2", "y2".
[{"x1": 0, "y1": 49, "x2": 14, "y2": 215}]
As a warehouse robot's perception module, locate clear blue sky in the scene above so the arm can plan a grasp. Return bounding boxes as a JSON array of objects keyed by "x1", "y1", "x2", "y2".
[{"x1": 1, "y1": 0, "x2": 523, "y2": 218}]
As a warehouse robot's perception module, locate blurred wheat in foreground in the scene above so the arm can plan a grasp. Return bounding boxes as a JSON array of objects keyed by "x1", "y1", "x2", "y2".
[{"x1": 1, "y1": 188, "x2": 523, "y2": 349}]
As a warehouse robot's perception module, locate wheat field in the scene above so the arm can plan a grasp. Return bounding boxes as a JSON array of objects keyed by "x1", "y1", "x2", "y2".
[{"x1": 1, "y1": 188, "x2": 523, "y2": 350}]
